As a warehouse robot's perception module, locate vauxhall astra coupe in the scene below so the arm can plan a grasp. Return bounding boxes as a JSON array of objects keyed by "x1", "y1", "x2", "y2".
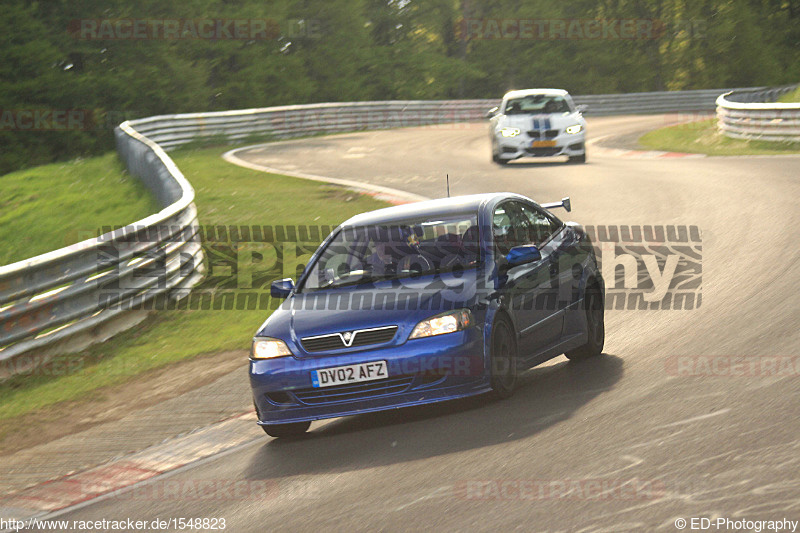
[{"x1": 249, "y1": 193, "x2": 605, "y2": 437}]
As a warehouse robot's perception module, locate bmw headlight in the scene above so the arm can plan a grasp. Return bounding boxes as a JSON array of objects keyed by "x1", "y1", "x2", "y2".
[
  {"x1": 409, "y1": 309, "x2": 473, "y2": 339},
  {"x1": 500, "y1": 127, "x2": 521, "y2": 138},
  {"x1": 252, "y1": 337, "x2": 292, "y2": 359},
  {"x1": 565, "y1": 124, "x2": 583, "y2": 134}
]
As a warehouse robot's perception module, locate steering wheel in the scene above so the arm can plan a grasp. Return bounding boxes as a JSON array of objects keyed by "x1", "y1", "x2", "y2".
[{"x1": 396, "y1": 254, "x2": 433, "y2": 276}]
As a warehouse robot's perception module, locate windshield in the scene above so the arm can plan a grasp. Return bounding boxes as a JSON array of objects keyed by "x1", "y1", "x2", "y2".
[
  {"x1": 301, "y1": 214, "x2": 480, "y2": 291},
  {"x1": 505, "y1": 95, "x2": 570, "y2": 115}
]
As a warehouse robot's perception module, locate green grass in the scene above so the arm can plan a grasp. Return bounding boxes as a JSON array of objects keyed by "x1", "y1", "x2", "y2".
[
  {"x1": 777, "y1": 86, "x2": 800, "y2": 103},
  {"x1": 0, "y1": 153, "x2": 160, "y2": 266},
  {"x1": 639, "y1": 118, "x2": 800, "y2": 156},
  {"x1": 0, "y1": 145, "x2": 389, "y2": 421}
]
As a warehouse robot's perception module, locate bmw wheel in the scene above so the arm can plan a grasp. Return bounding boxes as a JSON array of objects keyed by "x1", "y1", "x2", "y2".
[
  {"x1": 492, "y1": 152, "x2": 508, "y2": 165},
  {"x1": 494, "y1": 156, "x2": 509, "y2": 166}
]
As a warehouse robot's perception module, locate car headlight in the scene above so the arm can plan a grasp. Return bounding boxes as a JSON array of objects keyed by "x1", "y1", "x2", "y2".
[
  {"x1": 500, "y1": 127, "x2": 521, "y2": 137},
  {"x1": 565, "y1": 124, "x2": 583, "y2": 134},
  {"x1": 409, "y1": 309, "x2": 473, "y2": 339},
  {"x1": 252, "y1": 337, "x2": 292, "y2": 359}
]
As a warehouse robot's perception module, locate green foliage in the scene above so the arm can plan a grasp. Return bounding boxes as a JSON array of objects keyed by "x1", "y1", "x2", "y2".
[
  {"x1": 0, "y1": 153, "x2": 159, "y2": 265},
  {"x1": 0, "y1": 0, "x2": 798, "y2": 174},
  {"x1": 778, "y1": 86, "x2": 800, "y2": 102}
]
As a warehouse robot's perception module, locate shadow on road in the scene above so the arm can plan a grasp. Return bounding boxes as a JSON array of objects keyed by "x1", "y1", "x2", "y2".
[{"x1": 244, "y1": 354, "x2": 623, "y2": 480}]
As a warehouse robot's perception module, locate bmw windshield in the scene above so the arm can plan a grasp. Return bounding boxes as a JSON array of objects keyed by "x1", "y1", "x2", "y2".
[
  {"x1": 504, "y1": 95, "x2": 571, "y2": 115},
  {"x1": 300, "y1": 214, "x2": 480, "y2": 291}
]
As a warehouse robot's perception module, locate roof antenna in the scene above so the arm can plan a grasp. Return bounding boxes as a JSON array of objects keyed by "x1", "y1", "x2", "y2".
[{"x1": 446, "y1": 174, "x2": 450, "y2": 198}]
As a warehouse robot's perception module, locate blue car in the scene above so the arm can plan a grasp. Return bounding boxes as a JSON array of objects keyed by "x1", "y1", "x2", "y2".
[{"x1": 250, "y1": 193, "x2": 605, "y2": 438}]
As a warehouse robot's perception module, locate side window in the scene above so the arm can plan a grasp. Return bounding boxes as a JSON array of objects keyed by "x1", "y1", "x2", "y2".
[
  {"x1": 518, "y1": 204, "x2": 562, "y2": 246},
  {"x1": 493, "y1": 204, "x2": 514, "y2": 256},
  {"x1": 493, "y1": 201, "x2": 531, "y2": 256}
]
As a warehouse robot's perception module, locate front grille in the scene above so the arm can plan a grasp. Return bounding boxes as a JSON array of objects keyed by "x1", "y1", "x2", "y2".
[
  {"x1": 527, "y1": 129, "x2": 559, "y2": 139},
  {"x1": 525, "y1": 147, "x2": 561, "y2": 156},
  {"x1": 293, "y1": 375, "x2": 415, "y2": 405},
  {"x1": 301, "y1": 326, "x2": 398, "y2": 353},
  {"x1": 301, "y1": 336, "x2": 345, "y2": 352}
]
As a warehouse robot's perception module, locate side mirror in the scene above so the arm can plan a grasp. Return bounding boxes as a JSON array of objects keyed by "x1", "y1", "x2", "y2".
[
  {"x1": 505, "y1": 245, "x2": 542, "y2": 268},
  {"x1": 270, "y1": 278, "x2": 295, "y2": 298},
  {"x1": 485, "y1": 106, "x2": 499, "y2": 119},
  {"x1": 576, "y1": 104, "x2": 588, "y2": 114}
]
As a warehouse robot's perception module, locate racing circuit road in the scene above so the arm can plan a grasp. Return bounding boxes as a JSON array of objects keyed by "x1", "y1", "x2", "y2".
[{"x1": 54, "y1": 116, "x2": 800, "y2": 531}]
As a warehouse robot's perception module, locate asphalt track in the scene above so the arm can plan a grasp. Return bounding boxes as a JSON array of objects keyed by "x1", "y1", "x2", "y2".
[{"x1": 52, "y1": 116, "x2": 800, "y2": 531}]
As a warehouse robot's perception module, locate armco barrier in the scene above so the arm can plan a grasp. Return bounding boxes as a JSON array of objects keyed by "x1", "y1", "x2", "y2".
[
  {"x1": 0, "y1": 124, "x2": 205, "y2": 378},
  {"x1": 716, "y1": 85, "x2": 800, "y2": 142},
  {"x1": 126, "y1": 89, "x2": 755, "y2": 151},
  {"x1": 0, "y1": 87, "x2": 770, "y2": 377}
]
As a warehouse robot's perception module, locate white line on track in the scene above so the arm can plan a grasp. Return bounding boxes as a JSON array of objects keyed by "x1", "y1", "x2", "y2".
[{"x1": 222, "y1": 145, "x2": 430, "y2": 203}]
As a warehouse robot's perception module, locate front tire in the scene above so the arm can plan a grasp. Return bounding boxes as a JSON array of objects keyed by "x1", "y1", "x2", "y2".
[
  {"x1": 490, "y1": 317, "x2": 517, "y2": 398},
  {"x1": 262, "y1": 421, "x2": 311, "y2": 438},
  {"x1": 492, "y1": 153, "x2": 508, "y2": 165},
  {"x1": 565, "y1": 283, "x2": 604, "y2": 360},
  {"x1": 568, "y1": 153, "x2": 586, "y2": 164}
]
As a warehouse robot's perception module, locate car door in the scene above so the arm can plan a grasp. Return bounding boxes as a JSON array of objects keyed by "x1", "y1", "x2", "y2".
[
  {"x1": 517, "y1": 203, "x2": 574, "y2": 331},
  {"x1": 492, "y1": 201, "x2": 561, "y2": 358}
]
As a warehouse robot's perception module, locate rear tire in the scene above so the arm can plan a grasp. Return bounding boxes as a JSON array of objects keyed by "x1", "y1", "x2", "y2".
[
  {"x1": 568, "y1": 153, "x2": 586, "y2": 164},
  {"x1": 489, "y1": 317, "x2": 517, "y2": 398},
  {"x1": 262, "y1": 421, "x2": 311, "y2": 438},
  {"x1": 565, "y1": 283, "x2": 604, "y2": 360}
]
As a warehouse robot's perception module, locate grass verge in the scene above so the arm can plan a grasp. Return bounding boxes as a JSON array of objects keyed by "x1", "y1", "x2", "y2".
[
  {"x1": 638, "y1": 118, "x2": 800, "y2": 156},
  {"x1": 0, "y1": 153, "x2": 160, "y2": 266},
  {"x1": 0, "y1": 145, "x2": 388, "y2": 424},
  {"x1": 777, "y1": 87, "x2": 800, "y2": 103}
]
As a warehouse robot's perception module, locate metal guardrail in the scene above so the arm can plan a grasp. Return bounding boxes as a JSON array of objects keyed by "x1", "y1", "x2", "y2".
[
  {"x1": 129, "y1": 88, "x2": 756, "y2": 151},
  {"x1": 128, "y1": 101, "x2": 499, "y2": 150},
  {"x1": 0, "y1": 123, "x2": 204, "y2": 377},
  {"x1": 573, "y1": 87, "x2": 745, "y2": 116},
  {"x1": 0, "y1": 86, "x2": 774, "y2": 377},
  {"x1": 716, "y1": 85, "x2": 800, "y2": 142}
]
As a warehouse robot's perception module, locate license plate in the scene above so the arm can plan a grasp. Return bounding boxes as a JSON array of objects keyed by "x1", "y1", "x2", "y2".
[
  {"x1": 532, "y1": 140, "x2": 557, "y2": 147},
  {"x1": 311, "y1": 361, "x2": 388, "y2": 388}
]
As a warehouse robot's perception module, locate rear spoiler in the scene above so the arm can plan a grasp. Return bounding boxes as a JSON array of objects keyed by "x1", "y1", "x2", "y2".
[{"x1": 541, "y1": 197, "x2": 571, "y2": 212}]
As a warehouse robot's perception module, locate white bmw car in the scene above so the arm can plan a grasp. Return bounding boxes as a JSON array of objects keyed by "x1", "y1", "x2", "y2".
[{"x1": 488, "y1": 89, "x2": 587, "y2": 165}]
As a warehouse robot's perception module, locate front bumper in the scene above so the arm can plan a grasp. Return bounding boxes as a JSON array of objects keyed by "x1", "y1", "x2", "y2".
[
  {"x1": 250, "y1": 327, "x2": 490, "y2": 425},
  {"x1": 495, "y1": 132, "x2": 585, "y2": 160}
]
